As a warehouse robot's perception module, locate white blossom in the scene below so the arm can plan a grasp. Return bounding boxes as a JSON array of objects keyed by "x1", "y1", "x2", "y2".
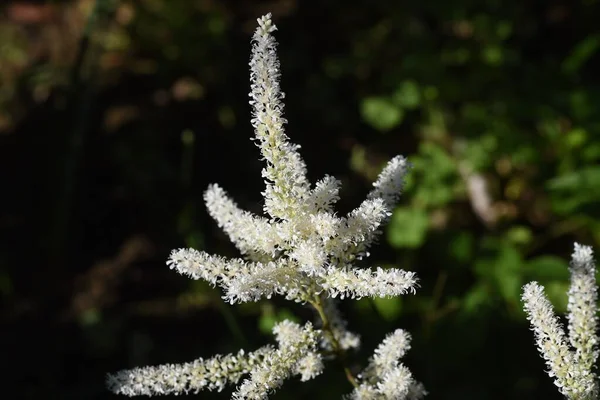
[
  {"x1": 522, "y1": 243, "x2": 599, "y2": 399},
  {"x1": 167, "y1": 248, "x2": 250, "y2": 285},
  {"x1": 223, "y1": 261, "x2": 310, "y2": 304},
  {"x1": 204, "y1": 184, "x2": 280, "y2": 258},
  {"x1": 370, "y1": 329, "x2": 412, "y2": 375},
  {"x1": 250, "y1": 13, "x2": 309, "y2": 220},
  {"x1": 293, "y1": 351, "x2": 324, "y2": 381},
  {"x1": 306, "y1": 175, "x2": 342, "y2": 213},
  {"x1": 322, "y1": 266, "x2": 418, "y2": 300},
  {"x1": 348, "y1": 330, "x2": 422, "y2": 400},
  {"x1": 376, "y1": 364, "x2": 413, "y2": 399},
  {"x1": 568, "y1": 243, "x2": 598, "y2": 376},
  {"x1": 107, "y1": 347, "x2": 273, "y2": 396},
  {"x1": 233, "y1": 321, "x2": 320, "y2": 399},
  {"x1": 368, "y1": 155, "x2": 411, "y2": 210},
  {"x1": 109, "y1": 13, "x2": 423, "y2": 399}
]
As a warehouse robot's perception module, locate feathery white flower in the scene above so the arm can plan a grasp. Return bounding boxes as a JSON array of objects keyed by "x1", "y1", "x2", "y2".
[
  {"x1": 250, "y1": 13, "x2": 309, "y2": 220},
  {"x1": 368, "y1": 155, "x2": 411, "y2": 209},
  {"x1": 204, "y1": 184, "x2": 280, "y2": 258},
  {"x1": 289, "y1": 238, "x2": 328, "y2": 276},
  {"x1": 568, "y1": 243, "x2": 598, "y2": 375},
  {"x1": 293, "y1": 351, "x2": 324, "y2": 381},
  {"x1": 306, "y1": 175, "x2": 342, "y2": 213},
  {"x1": 110, "y1": 13, "x2": 423, "y2": 399},
  {"x1": 522, "y1": 282, "x2": 575, "y2": 396},
  {"x1": 522, "y1": 243, "x2": 599, "y2": 400},
  {"x1": 167, "y1": 248, "x2": 250, "y2": 285},
  {"x1": 322, "y1": 266, "x2": 418, "y2": 300},
  {"x1": 107, "y1": 347, "x2": 273, "y2": 397},
  {"x1": 233, "y1": 321, "x2": 320, "y2": 399},
  {"x1": 224, "y1": 261, "x2": 311, "y2": 304},
  {"x1": 349, "y1": 329, "x2": 421, "y2": 400},
  {"x1": 376, "y1": 364, "x2": 413, "y2": 399},
  {"x1": 348, "y1": 384, "x2": 379, "y2": 400},
  {"x1": 167, "y1": 14, "x2": 419, "y2": 306},
  {"x1": 372, "y1": 329, "x2": 412, "y2": 374}
]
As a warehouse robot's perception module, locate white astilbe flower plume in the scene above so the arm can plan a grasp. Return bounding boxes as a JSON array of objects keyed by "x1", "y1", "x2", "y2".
[
  {"x1": 234, "y1": 321, "x2": 322, "y2": 399},
  {"x1": 107, "y1": 321, "x2": 321, "y2": 398},
  {"x1": 107, "y1": 347, "x2": 274, "y2": 396},
  {"x1": 522, "y1": 243, "x2": 599, "y2": 399},
  {"x1": 108, "y1": 12, "x2": 424, "y2": 399},
  {"x1": 167, "y1": 12, "x2": 417, "y2": 307},
  {"x1": 348, "y1": 330, "x2": 426, "y2": 400}
]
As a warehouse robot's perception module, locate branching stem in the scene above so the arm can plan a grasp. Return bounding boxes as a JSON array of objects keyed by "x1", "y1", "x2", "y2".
[{"x1": 310, "y1": 295, "x2": 359, "y2": 389}]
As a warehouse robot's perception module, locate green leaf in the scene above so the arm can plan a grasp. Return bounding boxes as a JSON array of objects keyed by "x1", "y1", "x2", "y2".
[
  {"x1": 258, "y1": 307, "x2": 298, "y2": 334},
  {"x1": 392, "y1": 80, "x2": 421, "y2": 109},
  {"x1": 462, "y1": 283, "x2": 492, "y2": 315},
  {"x1": 372, "y1": 297, "x2": 402, "y2": 321},
  {"x1": 547, "y1": 166, "x2": 600, "y2": 213},
  {"x1": 360, "y1": 96, "x2": 403, "y2": 131},
  {"x1": 493, "y1": 245, "x2": 523, "y2": 303},
  {"x1": 547, "y1": 166, "x2": 600, "y2": 192},
  {"x1": 545, "y1": 281, "x2": 570, "y2": 313},
  {"x1": 563, "y1": 34, "x2": 600, "y2": 74},
  {"x1": 482, "y1": 45, "x2": 503, "y2": 66},
  {"x1": 387, "y1": 208, "x2": 429, "y2": 248},
  {"x1": 449, "y1": 232, "x2": 474, "y2": 264},
  {"x1": 506, "y1": 226, "x2": 533, "y2": 246},
  {"x1": 524, "y1": 256, "x2": 569, "y2": 282}
]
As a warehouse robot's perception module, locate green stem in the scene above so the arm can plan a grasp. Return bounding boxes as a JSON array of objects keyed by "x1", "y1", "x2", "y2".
[{"x1": 310, "y1": 295, "x2": 359, "y2": 389}]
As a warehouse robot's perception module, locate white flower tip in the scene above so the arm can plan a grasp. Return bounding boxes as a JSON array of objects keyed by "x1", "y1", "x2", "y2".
[
  {"x1": 573, "y1": 242, "x2": 594, "y2": 266},
  {"x1": 257, "y1": 13, "x2": 277, "y2": 35}
]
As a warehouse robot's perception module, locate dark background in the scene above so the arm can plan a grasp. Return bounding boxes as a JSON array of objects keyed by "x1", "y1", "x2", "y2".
[{"x1": 2, "y1": 0, "x2": 600, "y2": 398}]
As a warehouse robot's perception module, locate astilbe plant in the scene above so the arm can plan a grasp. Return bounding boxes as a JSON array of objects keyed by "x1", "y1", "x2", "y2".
[
  {"x1": 522, "y1": 243, "x2": 599, "y2": 399},
  {"x1": 107, "y1": 13, "x2": 426, "y2": 400}
]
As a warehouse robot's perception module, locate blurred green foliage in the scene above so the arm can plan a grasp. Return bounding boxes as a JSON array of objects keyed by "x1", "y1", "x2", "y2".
[{"x1": 2, "y1": 0, "x2": 600, "y2": 399}]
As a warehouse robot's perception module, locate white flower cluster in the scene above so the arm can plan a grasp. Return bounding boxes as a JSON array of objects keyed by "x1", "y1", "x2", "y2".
[
  {"x1": 108, "y1": 13, "x2": 424, "y2": 399},
  {"x1": 108, "y1": 321, "x2": 321, "y2": 398},
  {"x1": 168, "y1": 11, "x2": 416, "y2": 309},
  {"x1": 522, "y1": 243, "x2": 598, "y2": 399},
  {"x1": 348, "y1": 329, "x2": 427, "y2": 400}
]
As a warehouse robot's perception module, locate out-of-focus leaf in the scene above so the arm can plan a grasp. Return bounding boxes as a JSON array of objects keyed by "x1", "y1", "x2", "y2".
[
  {"x1": 482, "y1": 45, "x2": 503, "y2": 66},
  {"x1": 545, "y1": 281, "x2": 570, "y2": 313},
  {"x1": 506, "y1": 226, "x2": 533, "y2": 246},
  {"x1": 410, "y1": 142, "x2": 459, "y2": 207},
  {"x1": 524, "y1": 256, "x2": 569, "y2": 282},
  {"x1": 563, "y1": 34, "x2": 600, "y2": 74},
  {"x1": 392, "y1": 80, "x2": 421, "y2": 109},
  {"x1": 372, "y1": 297, "x2": 402, "y2": 321},
  {"x1": 492, "y1": 244, "x2": 523, "y2": 303},
  {"x1": 360, "y1": 96, "x2": 403, "y2": 131},
  {"x1": 258, "y1": 307, "x2": 298, "y2": 334},
  {"x1": 548, "y1": 166, "x2": 600, "y2": 191},
  {"x1": 448, "y1": 232, "x2": 474, "y2": 264},
  {"x1": 474, "y1": 241, "x2": 523, "y2": 303},
  {"x1": 387, "y1": 208, "x2": 429, "y2": 248},
  {"x1": 548, "y1": 167, "x2": 600, "y2": 214},
  {"x1": 462, "y1": 283, "x2": 492, "y2": 315},
  {"x1": 564, "y1": 128, "x2": 587, "y2": 149}
]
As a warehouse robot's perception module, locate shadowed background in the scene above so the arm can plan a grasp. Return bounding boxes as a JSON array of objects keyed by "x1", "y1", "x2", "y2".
[{"x1": 2, "y1": 0, "x2": 600, "y2": 398}]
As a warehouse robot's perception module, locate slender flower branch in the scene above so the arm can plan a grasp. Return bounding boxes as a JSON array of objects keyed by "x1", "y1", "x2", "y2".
[{"x1": 309, "y1": 294, "x2": 359, "y2": 388}]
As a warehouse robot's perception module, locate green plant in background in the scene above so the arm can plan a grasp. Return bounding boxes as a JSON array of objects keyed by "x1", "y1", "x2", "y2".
[
  {"x1": 107, "y1": 14, "x2": 425, "y2": 399},
  {"x1": 345, "y1": 4, "x2": 600, "y2": 323}
]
